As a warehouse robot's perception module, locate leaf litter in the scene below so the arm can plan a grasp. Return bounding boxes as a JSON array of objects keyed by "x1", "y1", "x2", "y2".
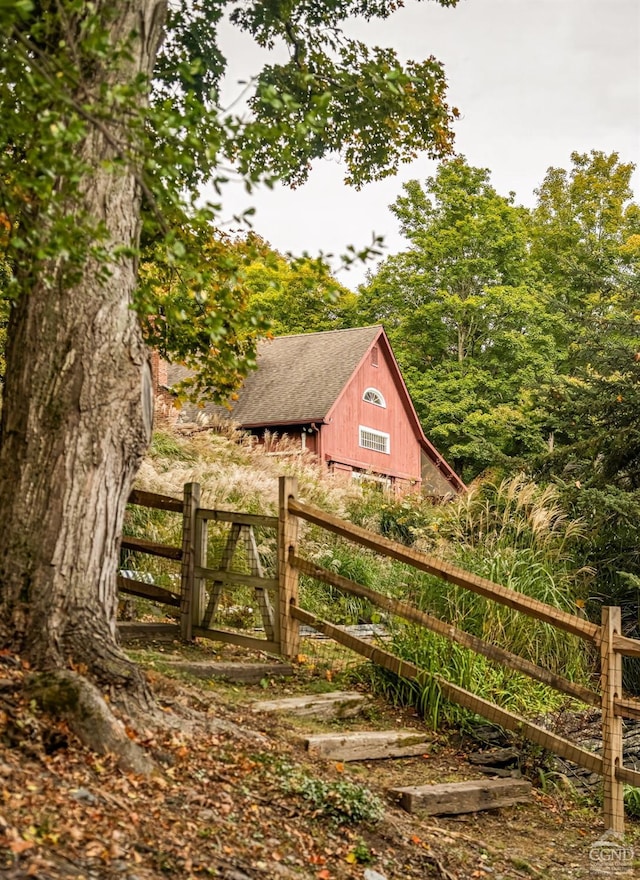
[{"x1": 0, "y1": 646, "x2": 638, "y2": 879}]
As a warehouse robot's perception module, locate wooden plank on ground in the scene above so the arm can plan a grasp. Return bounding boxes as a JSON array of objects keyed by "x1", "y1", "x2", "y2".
[
  {"x1": 118, "y1": 622, "x2": 179, "y2": 640},
  {"x1": 288, "y1": 499, "x2": 599, "y2": 643},
  {"x1": 117, "y1": 575, "x2": 181, "y2": 607},
  {"x1": 392, "y1": 778, "x2": 532, "y2": 815},
  {"x1": 128, "y1": 489, "x2": 183, "y2": 512},
  {"x1": 122, "y1": 535, "x2": 182, "y2": 561},
  {"x1": 305, "y1": 730, "x2": 432, "y2": 762},
  {"x1": 291, "y1": 606, "x2": 603, "y2": 775},
  {"x1": 251, "y1": 691, "x2": 365, "y2": 719},
  {"x1": 163, "y1": 661, "x2": 293, "y2": 684}
]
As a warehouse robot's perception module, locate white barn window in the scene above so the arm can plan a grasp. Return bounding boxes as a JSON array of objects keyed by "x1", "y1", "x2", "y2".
[
  {"x1": 363, "y1": 387, "x2": 386, "y2": 408},
  {"x1": 359, "y1": 426, "x2": 390, "y2": 454}
]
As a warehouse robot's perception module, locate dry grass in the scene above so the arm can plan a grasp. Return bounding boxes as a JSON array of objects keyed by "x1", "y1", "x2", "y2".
[{"x1": 138, "y1": 426, "x2": 365, "y2": 517}]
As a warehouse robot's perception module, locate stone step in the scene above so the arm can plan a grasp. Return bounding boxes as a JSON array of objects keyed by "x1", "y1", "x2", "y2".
[
  {"x1": 251, "y1": 691, "x2": 365, "y2": 719},
  {"x1": 305, "y1": 729, "x2": 433, "y2": 762},
  {"x1": 391, "y1": 778, "x2": 532, "y2": 816},
  {"x1": 164, "y1": 661, "x2": 293, "y2": 685}
]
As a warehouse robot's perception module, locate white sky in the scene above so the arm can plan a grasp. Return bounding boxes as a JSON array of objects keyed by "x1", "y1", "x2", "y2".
[{"x1": 211, "y1": 0, "x2": 640, "y2": 288}]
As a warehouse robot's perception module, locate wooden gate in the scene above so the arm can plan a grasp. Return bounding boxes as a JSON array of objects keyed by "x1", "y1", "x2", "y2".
[{"x1": 119, "y1": 481, "x2": 298, "y2": 656}]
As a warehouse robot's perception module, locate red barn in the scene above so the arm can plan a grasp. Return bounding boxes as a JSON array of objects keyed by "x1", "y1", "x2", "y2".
[{"x1": 164, "y1": 326, "x2": 464, "y2": 497}]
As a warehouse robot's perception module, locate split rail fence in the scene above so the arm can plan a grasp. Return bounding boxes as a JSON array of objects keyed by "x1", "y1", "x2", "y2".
[{"x1": 119, "y1": 476, "x2": 640, "y2": 833}]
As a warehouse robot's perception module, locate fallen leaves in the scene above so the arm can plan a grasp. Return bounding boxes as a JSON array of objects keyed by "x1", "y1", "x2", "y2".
[
  {"x1": 0, "y1": 646, "x2": 607, "y2": 880},
  {"x1": 7, "y1": 836, "x2": 35, "y2": 854}
]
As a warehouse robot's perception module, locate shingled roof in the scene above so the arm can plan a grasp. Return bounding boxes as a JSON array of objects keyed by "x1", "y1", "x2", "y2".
[{"x1": 168, "y1": 325, "x2": 383, "y2": 427}]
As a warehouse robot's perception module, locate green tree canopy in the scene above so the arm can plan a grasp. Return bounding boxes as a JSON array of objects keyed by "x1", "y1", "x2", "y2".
[
  {"x1": 530, "y1": 151, "x2": 640, "y2": 465},
  {"x1": 356, "y1": 157, "x2": 557, "y2": 478},
  {"x1": 528, "y1": 152, "x2": 640, "y2": 611},
  {"x1": 530, "y1": 150, "x2": 640, "y2": 344},
  {"x1": 243, "y1": 241, "x2": 358, "y2": 337}
]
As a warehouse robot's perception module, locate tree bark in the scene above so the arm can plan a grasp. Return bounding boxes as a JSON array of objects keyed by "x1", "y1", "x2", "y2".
[{"x1": 0, "y1": 1, "x2": 167, "y2": 707}]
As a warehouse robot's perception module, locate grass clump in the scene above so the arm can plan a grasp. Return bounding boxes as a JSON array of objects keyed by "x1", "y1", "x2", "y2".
[{"x1": 625, "y1": 786, "x2": 640, "y2": 819}]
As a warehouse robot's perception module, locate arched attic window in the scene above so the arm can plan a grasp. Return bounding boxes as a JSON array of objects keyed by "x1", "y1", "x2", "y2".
[{"x1": 363, "y1": 387, "x2": 386, "y2": 408}]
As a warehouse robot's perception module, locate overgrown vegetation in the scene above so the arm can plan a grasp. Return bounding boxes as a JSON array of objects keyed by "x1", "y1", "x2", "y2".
[{"x1": 132, "y1": 426, "x2": 594, "y2": 727}]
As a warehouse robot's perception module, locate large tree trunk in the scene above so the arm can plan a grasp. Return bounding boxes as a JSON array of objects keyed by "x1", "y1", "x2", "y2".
[{"x1": 0, "y1": 1, "x2": 166, "y2": 707}]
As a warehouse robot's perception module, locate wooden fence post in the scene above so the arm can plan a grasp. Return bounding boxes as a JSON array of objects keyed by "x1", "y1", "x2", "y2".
[
  {"x1": 180, "y1": 482, "x2": 200, "y2": 641},
  {"x1": 193, "y1": 511, "x2": 208, "y2": 630},
  {"x1": 601, "y1": 606, "x2": 624, "y2": 833},
  {"x1": 278, "y1": 476, "x2": 300, "y2": 659}
]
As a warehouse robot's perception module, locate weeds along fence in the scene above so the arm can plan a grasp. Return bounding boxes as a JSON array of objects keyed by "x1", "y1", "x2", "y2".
[
  {"x1": 278, "y1": 478, "x2": 640, "y2": 835},
  {"x1": 120, "y1": 477, "x2": 640, "y2": 833}
]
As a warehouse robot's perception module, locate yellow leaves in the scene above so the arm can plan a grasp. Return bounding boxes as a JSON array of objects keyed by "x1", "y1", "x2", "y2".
[{"x1": 619, "y1": 233, "x2": 640, "y2": 256}]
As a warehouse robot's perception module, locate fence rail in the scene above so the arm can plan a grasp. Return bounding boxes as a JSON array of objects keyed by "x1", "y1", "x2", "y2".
[
  {"x1": 119, "y1": 477, "x2": 640, "y2": 834},
  {"x1": 287, "y1": 497, "x2": 600, "y2": 642},
  {"x1": 290, "y1": 605, "x2": 606, "y2": 775},
  {"x1": 289, "y1": 553, "x2": 601, "y2": 708}
]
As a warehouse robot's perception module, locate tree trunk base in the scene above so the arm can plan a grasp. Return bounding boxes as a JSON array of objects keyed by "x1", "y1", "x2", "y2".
[{"x1": 26, "y1": 670, "x2": 156, "y2": 776}]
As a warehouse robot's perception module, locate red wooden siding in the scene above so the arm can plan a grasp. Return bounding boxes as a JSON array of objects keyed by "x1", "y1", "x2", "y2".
[{"x1": 321, "y1": 341, "x2": 422, "y2": 484}]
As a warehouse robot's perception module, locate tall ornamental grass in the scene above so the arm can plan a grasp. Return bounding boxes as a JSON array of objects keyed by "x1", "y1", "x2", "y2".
[{"x1": 369, "y1": 475, "x2": 594, "y2": 727}]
